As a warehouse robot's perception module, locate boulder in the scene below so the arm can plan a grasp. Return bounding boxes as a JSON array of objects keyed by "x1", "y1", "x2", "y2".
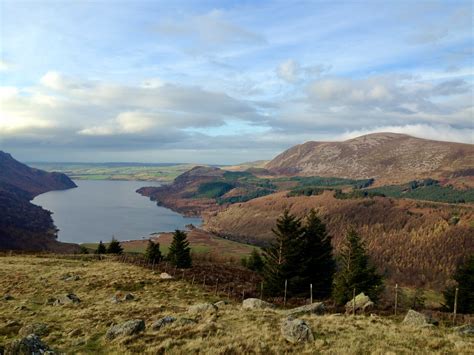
[
  {"x1": 187, "y1": 303, "x2": 218, "y2": 315},
  {"x1": 280, "y1": 317, "x2": 314, "y2": 344},
  {"x1": 151, "y1": 316, "x2": 176, "y2": 330},
  {"x1": 19, "y1": 323, "x2": 50, "y2": 336},
  {"x1": 160, "y1": 273, "x2": 173, "y2": 280},
  {"x1": 345, "y1": 293, "x2": 374, "y2": 314},
  {"x1": 454, "y1": 324, "x2": 474, "y2": 336},
  {"x1": 285, "y1": 302, "x2": 325, "y2": 317},
  {"x1": 105, "y1": 319, "x2": 145, "y2": 340},
  {"x1": 242, "y1": 298, "x2": 275, "y2": 310},
  {"x1": 402, "y1": 310, "x2": 437, "y2": 327},
  {"x1": 6, "y1": 334, "x2": 53, "y2": 354},
  {"x1": 53, "y1": 293, "x2": 81, "y2": 306}
]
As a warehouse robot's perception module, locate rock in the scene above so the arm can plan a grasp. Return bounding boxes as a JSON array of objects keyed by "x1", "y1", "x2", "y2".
[
  {"x1": 6, "y1": 334, "x2": 53, "y2": 354},
  {"x1": 214, "y1": 301, "x2": 227, "y2": 309},
  {"x1": 53, "y1": 293, "x2": 81, "y2": 305},
  {"x1": 280, "y1": 317, "x2": 314, "y2": 344},
  {"x1": 111, "y1": 292, "x2": 135, "y2": 303},
  {"x1": 105, "y1": 319, "x2": 145, "y2": 340},
  {"x1": 60, "y1": 273, "x2": 80, "y2": 281},
  {"x1": 453, "y1": 324, "x2": 474, "y2": 336},
  {"x1": 151, "y1": 316, "x2": 176, "y2": 330},
  {"x1": 345, "y1": 293, "x2": 374, "y2": 314},
  {"x1": 3, "y1": 294, "x2": 14, "y2": 301},
  {"x1": 285, "y1": 302, "x2": 325, "y2": 317},
  {"x1": 242, "y1": 298, "x2": 275, "y2": 310},
  {"x1": 19, "y1": 323, "x2": 50, "y2": 336},
  {"x1": 0, "y1": 321, "x2": 22, "y2": 336},
  {"x1": 187, "y1": 303, "x2": 218, "y2": 315},
  {"x1": 402, "y1": 310, "x2": 437, "y2": 327},
  {"x1": 160, "y1": 272, "x2": 173, "y2": 279}
]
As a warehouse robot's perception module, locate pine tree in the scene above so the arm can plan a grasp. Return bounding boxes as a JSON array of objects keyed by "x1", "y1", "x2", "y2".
[
  {"x1": 247, "y1": 249, "x2": 264, "y2": 272},
  {"x1": 443, "y1": 254, "x2": 474, "y2": 314},
  {"x1": 332, "y1": 228, "x2": 383, "y2": 304},
  {"x1": 144, "y1": 240, "x2": 162, "y2": 264},
  {"x1": 106, "y1": 237, "x2": 123, "y2": 255},
  {"x1": 96, "y1": 240, "x2": 106, "y2": 254},
  {"x1": 297, "y1": 209, "x2": 335, "y2": 298},
  {"x1": 262, "y1": 210, "x2": 303, "y2": 296},
  {"x1": 168, "y1": 230, "x2": 192, "y2": 268}
]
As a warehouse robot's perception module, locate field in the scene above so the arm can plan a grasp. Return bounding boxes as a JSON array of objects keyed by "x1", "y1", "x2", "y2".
[
  {"x1": 82, "y1": 229, "x2": 257, "y2": 260},
  {"x1": 1, "y1": 255, "x2": 473, "y2": 354},
  {"x1": 29, "y1": 163, "x2": 198, "y2": 182}
]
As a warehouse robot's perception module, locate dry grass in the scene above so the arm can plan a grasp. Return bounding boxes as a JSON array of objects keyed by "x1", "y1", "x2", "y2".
[{"x1": 1, "y1": 256, "x2": 472, "y2": 354}]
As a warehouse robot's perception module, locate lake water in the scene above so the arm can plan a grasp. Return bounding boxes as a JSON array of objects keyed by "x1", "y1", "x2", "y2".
[{"x1": 32, "y1": 180, "x2": 201, "y2": 243}]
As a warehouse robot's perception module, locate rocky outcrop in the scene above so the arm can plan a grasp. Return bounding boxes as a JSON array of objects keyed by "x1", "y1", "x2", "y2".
[
  {"x1": 280, "y1": 317, "x2": 314, "y2": 344},
  {"x1": 402, "y1": 310, "x2": 437, "y2": 327},
  {"x1": 53, "y1": 293, "x2": 81, "y2": 306},
  {"x1": 105, "y1": 319, "x2": 145, "y2": 340},
  {"x1": 187, "y1": 303, "x2": 218, "y2": 316},
  {"x1": 242, "y1": 298, "x2": 275, "y2": 310},
  {"x1": 6, "y1": 334, "x2": 53, "y2": 354},
  {"x1": 345, "y1": 293, "x2": 374, "y2": 314},
  {"x1": 151, "y1": 316, "x2": 176, "y2": 331},
  {"x1": 285, "y1": 302, "x2": 325, "y2": 317}
]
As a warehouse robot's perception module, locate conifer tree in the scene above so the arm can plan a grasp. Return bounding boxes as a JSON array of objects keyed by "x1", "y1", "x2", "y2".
[
  {"x1": 444, "y1": 254, "x2": 474, "y2": 314},
  {"x1": 262, "y1": 210, "x2": 303, "y2": 295},
  {"x1": 144, "y1": 240, "x2": 162, "y2": 264},
  {"x1": 332, "y1": 228, "x2": 383, "y2": 304},
  {"x1": 297, "y1": 209, "x2": 335, "y2": 298},
  {"x1": 96, "y1": 240, "x2": 106, "y2": 254},
  {"x1": 168, "y1": 230, "x2": 192, "y2": 268},
  {"x1": 106, "y1": 236, "x2": 123, "y2": 255},
  {"x1": 247, "y1": 249, "x2": 264, "y2": 272}
]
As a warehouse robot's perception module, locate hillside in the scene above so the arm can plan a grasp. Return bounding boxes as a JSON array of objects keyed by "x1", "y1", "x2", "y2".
[
  {"x1": 1, "y1": 255, "x2": 472, "y2": 353},
  {"x1": 0, "y1": 152, "x2": 78, "y2": 252},
  {"x1": 266, "y1": 133, "x2": 474, "y2": 186},
  {"x1": 204, "y1": 191, "x2": 474, "y2": 290}
]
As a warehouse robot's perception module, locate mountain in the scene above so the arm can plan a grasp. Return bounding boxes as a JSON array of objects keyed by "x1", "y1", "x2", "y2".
[
  {"x1": 0, "y1": 151, "x2": 78, "y2": 252},
  {"x1": 266, "y1": 133, "x2": 474, "y2": 185}
]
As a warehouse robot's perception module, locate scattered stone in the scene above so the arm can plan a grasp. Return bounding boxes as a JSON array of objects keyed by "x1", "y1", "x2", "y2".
[
  {"x1": 53, "y1": 293, "x2": 81, "y2": 305},
  {"x1": 111, "y1": 292, "x2": 135, "y2": 304},
  {"x1": 19, "y1": 323, "x2": 50, "y2": 337},
  {"x1": 285, "y1": 302, "x2": 325, "y2": 317},
  {"x1": 187, "y1": 303, "x2": 218, "y2": 315},
  {"x1": 214, "y1": 301, "x2": 228, "y2": 309},
  {"x1": 242, "y1": 298, "x2": 275, "y2": 310},
  {"x1": 6, "y1": 334, "x2": 53, "y2": 354},
  {"x1": 105, "y1": 319, "x2": 145, "y2": 340},
  {"x1": 345, "y1": 293, "x2": 374, "y2": 314},
  {"x1": 60, "y1": 273, "x2": 80, "y2": 281},
  {"x1": 453, "y1": 324, "x2": 474, "y2": 336},
  {"x1": 3, "y1": 294, "x2": 14, "y2": 301},
  {"x1": 160, "y1": 272, "x2": 173, "y2": 280},
  {"x1": 151, "y1": 316, "x2": 176, "y2": 330},
  {"x1": 402, "y1": 310, "x2": 438, "y2": 327},
  {"x1": 280, "y1": 317, "x2": 314, "y2": 344},
  {"x1": 0, "y1": 321, "x2": 22, "y2": 336}
]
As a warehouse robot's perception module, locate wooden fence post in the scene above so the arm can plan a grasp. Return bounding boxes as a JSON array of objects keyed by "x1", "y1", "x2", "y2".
[
  {"x1": 352, "y1": 288, "x2": 356, "y2": 316},
  {"x1": 284, "y1": 279, "x2": 288, "y2": 307},
  {"x1": 394, "y1": 284, "x2": 399, "y2": 316},
  {"x1": 310, "y1": 284, "x2": 313, "y2": 304},
  {"x1": 453, "y1": 287, "x2": 459, "y2": 325},
  {"x1": 260, "y1": 281, "x2": 264, "y2": 300},
  {"x1": 215, "y1": 278, "x2": 219, "y2": 295}
]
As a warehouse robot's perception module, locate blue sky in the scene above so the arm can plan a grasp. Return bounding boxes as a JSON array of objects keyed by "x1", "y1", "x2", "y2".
[{"x1": 0, "y1": 0, "x2": 472, "y2": 163}]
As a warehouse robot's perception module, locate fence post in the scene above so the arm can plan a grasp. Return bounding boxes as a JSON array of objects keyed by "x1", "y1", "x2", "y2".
[
  {"x1": 260, "y1": 281, "x2": 264, "y2": 300},
  {"x1": 182, "y1": 270, "x2": 185, "y2": 279},
  {"x1": 310, "y1": 284, "x2": 313, "y2": 304},
  {"x1": 191, "y1": 275, "x2": 195, "y2": 285},
  {"x1": 453, "y1": 287, "x2": 459, "y2": 325},
  {"x1": 394, "y1": 284, "x2": 398, "y2": 316},
  {"x1": 352, "y1": 288, "x2": 356, "y2": 316},
  {"x1": 215, "y1": 278, "x2": 219, "y2": 295},
  {"x1": 242, "y1": 289, "x2": 245, "y2": 301},
  {"x1": 284, "y1": 279, "x2": 288, "y2": 307}
]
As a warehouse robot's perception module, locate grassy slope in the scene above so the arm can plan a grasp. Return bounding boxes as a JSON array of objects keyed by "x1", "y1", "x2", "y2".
[{"x1": 1, "y1": 256, "x2": 472, "y2": 354}]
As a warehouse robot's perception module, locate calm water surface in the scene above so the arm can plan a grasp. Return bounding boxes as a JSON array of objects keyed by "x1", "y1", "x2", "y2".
[{"x1": 32, "y1": 180, "x2": 201, "y2": 243}]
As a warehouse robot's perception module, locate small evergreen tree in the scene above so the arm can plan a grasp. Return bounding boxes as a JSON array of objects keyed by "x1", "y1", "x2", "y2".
[
  {"x1": 144, "y1": 240, "x2": 162, "y2": 263},
  {"x1": 332, "y1": 228, "x2": 383, "y2": 304},
  {"x1": 79, "y1": 245, "x2": 89, "y2": 254},
  {"x1": 168, "y1": 230, "x2": 192, "y2": 268},
  {"x1": 247, "y1": 249, "x2": 264, "y2": 272},
  {"x1": 96, "y1": 240, "x2": 106, "y2": 254},
  {"x1": 262, "y1": 210, "x2": 303, "y2": 295},
  {"x1": 107, "y1": 237, "x2": 123, "y2": 255},
  {"x1": 444, "y1": 254, "x2": 474, "y2": 314}
]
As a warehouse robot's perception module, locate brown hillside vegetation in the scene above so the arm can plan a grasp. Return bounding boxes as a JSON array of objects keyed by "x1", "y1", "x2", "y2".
[
  {"x1": 204, "y1": 191, "x2": 474, "y2": 290},
  {"x1": 266, "y1": 133, "x2": 474, "y2": 186}
]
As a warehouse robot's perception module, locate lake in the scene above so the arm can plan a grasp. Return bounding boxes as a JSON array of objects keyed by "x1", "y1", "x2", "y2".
[{"x1": 32, "y1": 180, "x2": 201, "y2": 243}]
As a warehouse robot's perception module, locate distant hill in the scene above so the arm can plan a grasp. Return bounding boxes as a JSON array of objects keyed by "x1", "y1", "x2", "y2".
[
  {"x1": 0, "y1": 151, "x2": 78, "y2": 252},
  {"x1": 266, "y1": 133, "x2": 474, "y2": 185}
]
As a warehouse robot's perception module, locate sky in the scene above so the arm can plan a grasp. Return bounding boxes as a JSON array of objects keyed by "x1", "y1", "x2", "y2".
[{"x1": 0, "y1": 0, "x2": 472, "y2": 164}]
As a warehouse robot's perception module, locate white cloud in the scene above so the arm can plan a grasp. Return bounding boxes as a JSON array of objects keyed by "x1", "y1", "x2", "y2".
[{"x1": 277, "y1": 59, "x2": 330, "y2": 83}]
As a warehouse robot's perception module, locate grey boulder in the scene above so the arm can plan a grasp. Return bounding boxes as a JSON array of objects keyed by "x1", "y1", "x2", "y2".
[
  {"x1": 280, "y1": 317, "x2": 314, "y2": 344},
  {"x1": 105, "y1": 319, "x2": 145, "y2": 340}
]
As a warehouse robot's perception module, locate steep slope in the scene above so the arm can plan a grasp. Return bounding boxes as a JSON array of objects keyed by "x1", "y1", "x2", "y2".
[
  {"x1": 266, "y1": 133, "x2": 474, "y2": 185},
  {"x1": 0, "y1": 151, "x2": 78, "y2": 252}
]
